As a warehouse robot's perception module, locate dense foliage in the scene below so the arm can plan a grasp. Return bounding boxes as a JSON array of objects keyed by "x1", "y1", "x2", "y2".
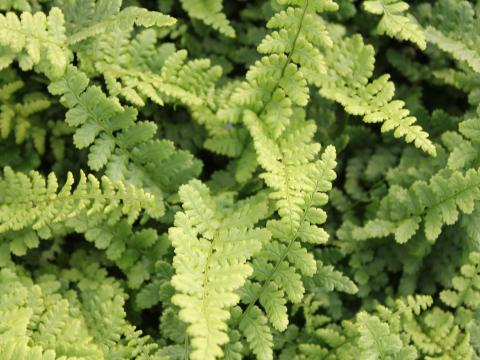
[{"x1": 0, "y1": 0, "x2": 479, "y2": 359}]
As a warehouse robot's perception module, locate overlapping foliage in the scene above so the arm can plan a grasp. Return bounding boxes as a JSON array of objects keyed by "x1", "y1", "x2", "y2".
[{"x1": 0, "y1": 0, "x2": 479, "y2": 359}]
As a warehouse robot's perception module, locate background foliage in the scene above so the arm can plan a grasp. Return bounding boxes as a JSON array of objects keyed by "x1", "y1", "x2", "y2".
[{"x1": 0, "y1": 0, "x2": 479, "y2": 359}]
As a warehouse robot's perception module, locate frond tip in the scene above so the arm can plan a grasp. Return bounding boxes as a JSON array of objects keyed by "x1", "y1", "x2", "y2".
[
  {"x1": 317, "y1": 35, "x2": 436, "y2": 156},
  {"x1": 364, "y1": 0, "x2": 426, "y2": 49},
  {"x1": 180, "y1": 0, "x2": 235, "y2": 37}
]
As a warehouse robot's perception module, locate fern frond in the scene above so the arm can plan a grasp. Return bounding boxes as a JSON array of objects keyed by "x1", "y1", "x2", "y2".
[
  {"x1": 0, "y1": 7, "x2": 70, "y2": 77},
  {"x1": 237, "y1": 305, "x2": 273, "y2": 360},
  {"x1": 406, "y1": 307, "x2": 474, "y2": 358},
  {"x1": 169, "y1": 180, "x2": 270, "y2": 360},
  {"x1": 313, "y1": 261, "x2": 358, "y2": 294},
  {"x1": 68, "y1": 6, "x2": 176, "y2": 44},
  {"x1": 80, "y1": 221, "x2": 170, "y2": 289},
  {"x1": 444, "y1": 112, "x2": 480, "y2": 171},
  {"x1": 426, "y1": 27, "x2": 480, "y2": 74},
  {"x1": 440, "y1": 252, "x2": 480, "y2": 311},
  {"x1": 180, "y1": 0, "x2": 235, "y2": 38},
  {"x1": 91, "y1": 32, "x2": 222, "y2": 109},
  {"x1": 218, "y1": 0, "x2": 337, "y2": 135},
  {"x1": 422, "y1": 0, "x2": 480, "y2": 74},
  {"x1": 209, "y1": 2, "x2": 341, "y2": 356},
  {"x1": 351, "y1": 168, "x2": 480, "y2": 243},
  {"x1": 357, "y1": 312, "x2": 417, "y2": 359},
  {"x1": 240, "y1": 112, "x2": 337, "y2": 344},
  {"x1": 49, "y1": 65, "x2": 202, "y2": 216},
  {"x1": 0, "y1": 78, "x2": 51, "y2": 154},
  {"x1": 350, "y1": 294, "x2": 475, "y2": 359},
  {"x1": 55, "y1": 252, "x2": 161, "y2": 358},
  {"x1": 315, "y1": 35, "x2": 436, "y2": 155},
  {"x1": 364, "y1": 0, "x2": 426, "y2": 49},
  {"x1": 0, "y1": 254, "x2": 161, "y2": 359},
  {"x1": 0, "y1": 166, "x2": 159, "y2": 235}
]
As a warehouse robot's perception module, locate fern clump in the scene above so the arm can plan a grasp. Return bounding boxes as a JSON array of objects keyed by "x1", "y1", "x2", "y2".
[{"x1": 0, "y1": 0, "x2": 479, "y2": 359}]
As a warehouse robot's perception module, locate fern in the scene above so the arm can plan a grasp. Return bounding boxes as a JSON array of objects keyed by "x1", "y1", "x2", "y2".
[
  {"x1": 1, "y1": 1, "x2": 480, "y2": 359},
  {"x1": 338, "y1": 108, "x2": 480, "y2": 244},
  {"x1": 0, "y1": 7, "x2": 70, "y2": 77},
  {"x1": 0, "y1": 253, "x2": 161, "y2": 359},
  {"x1": 85, "y1": 29, "x2": 222, "y2": 109},
  {"x1": 238, "y1": 122, "x2": 337, "y2": 357},
  {"x1": 0, "y1": 166, "x2": 158, "y2": 230},
  {"x1": 426, "y1": 27, "x2": 480, "y2": 74},
  {"x1": 80, "y1": 221, "x2": 170, "y2": 289},
  {"x1": 0, "y1": 166, "x2": 159, "y2": 259},
  {"x1": 0, "y1": 0, "x2": 31, "y2": 12},
  {"x1": 423, "y1": 0, "x2": 480, "y2": 74},
  {"x1": 236, "y1": 305, "x2": 272, "y2": 360},
  {"x1": 169, "y1": 180, "x2": 270, "y2": 360},
  {"x1": 0, "y1": 75, "x2": 51, "y2": 154},
  {"x1": 363, "y1": 0, "x2": 426, "y2": 49},
  {"x1": 180, "y1": 0, "x2": 235, "y2": 38},
  {"x1": 48, "y1": 65, "x2": 201, "y2": 217},
  {"x1": 67, "y1": 5, "x2": 176, "y2": 44},
  {"x1": 209, "y1": 2, "x2": 343, "y2": 357},
  {"x1": 357, "y1": 312, "x2": 417, "y2": 359},
  {"x1": 314, "y1": 34, "x2": 436, "y2": 155},
  {"x1": 293, "y1": 294, "x2": 475, "y2": 360},
  {"x1": 349, "y1": 168, "x2": 480, "y2": 243},
  {"x1": 440, "y1": 252, "x2": 480, "y2": 311},
  {"x1": 312, "y1": 261, "x2": 358, "y2": 294},
  {"x1": 403, "y1": 306, "x2": 475, "y2": 358}
]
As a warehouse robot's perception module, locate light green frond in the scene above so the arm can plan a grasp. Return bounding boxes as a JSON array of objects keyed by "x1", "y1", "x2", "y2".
[
  {"x1": 209, "y1": 3, "x2": 341, "y2": 355},
  {"x1": 89, "y1": 31, "x2": 222, "y2": 109},
  {"x1": 0, "y1": 254, "x2": 160, "y2": 359},
  {"x1": 49, "y1": 65, "x2": 202, "y2": 216},
  {"x1": 422, "y1": 1, "x2": 480, "y2": 74},
  {"x1": 276, "y1": 0, "x2": 339, "y2": 13},
  {"x1": 238, "y1": 305, "x2": 273, "y2": 360},
  {"x1": 316, "y1": 35, "x2": 435, "y2": 155},
  {"x1": 0, "y1": 76, "x2": 51, "y2": 154},
  {"x1": 426, "y1": 27, "x2": 480, "y2": 73},
  {"x1": 364, "y1": 0, "x2": 426, "y2": 49},
  {"x1": 313, "y1": 261, "x2": 358, "y2": 294},
  {"x1": 0, "y1": 8, "x2": 70, "y2": 77},
  {"x1": 351, "y1": 168, "x2": 480, "y2": 243},
  {"x1": 170, "y1": 180, "x2": 270, "y2": 360},
  {"x1": 357, "y1": 312, "x2": 417, "y2": 360},
  {"x1": 180, "y1": 0, "x2": 235, "y2": 37},
  {"x1": 68, "y1": 7, "x2": 176, "y2": 44},
  {"x1": 0, "y1": 166, "x2": 159, "y2": 235}
]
